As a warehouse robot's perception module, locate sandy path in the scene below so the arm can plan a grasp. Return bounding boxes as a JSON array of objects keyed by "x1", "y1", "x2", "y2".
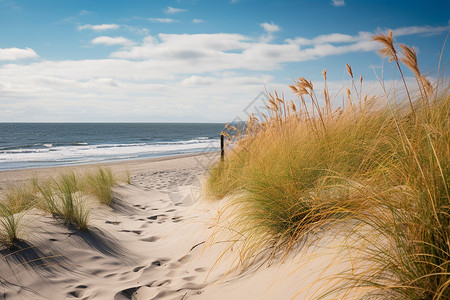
[
  {"x1": 0, "y1": 153, "x2": 366, "y2": 299},
  {"x1": 0, "y1": 153, "x2": 219, "y2": 299}
]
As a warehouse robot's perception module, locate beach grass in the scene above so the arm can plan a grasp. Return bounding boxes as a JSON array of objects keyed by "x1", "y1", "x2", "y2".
[
  {"x1": 0, "y1": 183, "x2": 36, "y2": 248},
  {"x1": 32, "y1": 171, "x2": 90, "y2": 230},
  {"x1": 84, "y1": 167, "x2": 117, "y2": 206},
  {"x1": 205, "y1": 30, "x2": 449, "y2": 298},
  {"x1": 54, "y1": 172, "x2": 89, "y2": 230},
  {"x1": 0, "y1": 168, "x2": 126, "y2": 247},
  {"x1": 0, "y1": 202, "x2": 25, "y2": 249},
  {"x1": 1, "y1": 182, "x2": 37, "y2": 215}
]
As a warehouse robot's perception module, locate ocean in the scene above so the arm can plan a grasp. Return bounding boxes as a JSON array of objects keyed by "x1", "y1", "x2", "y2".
[{"x1": 0, "y1": 123, "x2": 224, "y2": 171}]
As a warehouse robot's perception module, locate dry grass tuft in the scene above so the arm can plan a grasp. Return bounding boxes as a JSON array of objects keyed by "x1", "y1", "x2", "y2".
[{"x1": 206, "y1": 30, "x2": 449, "y2": 298}]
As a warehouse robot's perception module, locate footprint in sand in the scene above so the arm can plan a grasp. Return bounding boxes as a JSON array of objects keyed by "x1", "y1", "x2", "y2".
[
  {"x1": 147, "y1": 214, "x2": 167, "y2": 221},
  {"x1": 115, "y1": 286, "x2": 140, "y2": 300},
  {"x1": 105, "y1": 221, "x2": 121, "y2": 225},
  {"x1": 172, "y1": 216, "x2": 183, "y2": 223},
  {"x1": 155, "y1": 279, "x2": 171, "y2": 287},
  {"x1": 133, "y1": 266, "x2": 145, "y2": 272},
  {"x1": 133, "y1": 204, "x2": 147, "y2": 210},
  {"x1": 195, "y1": 267, "x2": 206, "y2": 272},
  {"x1": 75, "y1": 285, "x2": 88, "y2": 289},
  {"x1": 91, "y1": 256, "x2": 103, "y2": 261},
  {"x1": 67, "y1": 285, "x2": 87, "y2": 298},
  {"x1": 151, "y1": 258, "x2": 169, "y2": 267},
  {"x1": 119, "y1": 230, "x2": 143, "y2": 235},
  {"x1": 141, "y1": 236, "x2": 159, "y2": 242},
  {"x1": 151, "y1": 260, "x2": 162, "y2": 267},
  {"x1": 183, "y1": 276, "x2": 196, "y2": 281}
]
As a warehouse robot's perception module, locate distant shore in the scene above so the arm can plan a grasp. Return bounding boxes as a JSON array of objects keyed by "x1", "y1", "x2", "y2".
[{"x1": 0, "y1": 151, "x2": 219, "y2": 189}]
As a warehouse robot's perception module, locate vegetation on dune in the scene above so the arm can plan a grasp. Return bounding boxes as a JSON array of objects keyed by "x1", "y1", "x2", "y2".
[
  {"x1": 0, "y1": 202, "x2": 26, "y2": 249},
  {"x1": 0, "y1": 183, "x2": 37, "y2": 248},
  {"x1": 206, "y1": 30, "x2": 449, "y2": 298},
  {"x1": 85, "y1": 167, "x2": 117, "y2": 206},
  {"x1": 0, "y1": 167, "x2": 124, "y2": 248}
]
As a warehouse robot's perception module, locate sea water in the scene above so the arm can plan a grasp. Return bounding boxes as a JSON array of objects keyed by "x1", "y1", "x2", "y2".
[{"x1": 0, "y1": 123, "x2": 224, "y2": 170}]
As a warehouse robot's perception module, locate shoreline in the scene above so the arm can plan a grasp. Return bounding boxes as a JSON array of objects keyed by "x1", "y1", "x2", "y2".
[{"x1": 0, "y1": 151, "x2": 219, "y2": 189}]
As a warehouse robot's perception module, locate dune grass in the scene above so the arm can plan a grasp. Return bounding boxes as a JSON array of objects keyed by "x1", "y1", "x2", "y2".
[
  {"x1": 0, "y1": 202, "x2": 26, "y2": 249},
  {"x1": 84, "y1": 167, "x2": 117, "y2": 205},
  {"x1": 1, "y1": 182, "x2": 37, "y2": 215},
  {"x1": 53, "y1": 171, "x2": 89, "y2": 230},
  {"x1": 0, "y1": 168, "x2": 125, "y2": 248},
  {"x1": 205, "y1": 30, "x2": 449, "y2": 298},
  {"x1": 36, "y1": 168, "x2": 119, "y2": 229},
  {"x1": 0, "y1": 183, "x2": 37, "y2": 248}
]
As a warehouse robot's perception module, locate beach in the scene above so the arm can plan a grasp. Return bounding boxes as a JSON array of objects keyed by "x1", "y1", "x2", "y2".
[{"x1": 0, "y1": 153, "x2": 359, "y2": 300}]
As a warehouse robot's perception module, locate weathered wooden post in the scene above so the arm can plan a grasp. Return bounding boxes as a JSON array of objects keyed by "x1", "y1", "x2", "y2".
[{"x1": 220, "y1": 134, "x2": 225, "y2": 162}]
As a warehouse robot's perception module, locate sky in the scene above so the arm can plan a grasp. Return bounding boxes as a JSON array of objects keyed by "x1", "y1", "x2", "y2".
[{"x1": 0, "y1": 0, "x2": 449, "y2": 123}]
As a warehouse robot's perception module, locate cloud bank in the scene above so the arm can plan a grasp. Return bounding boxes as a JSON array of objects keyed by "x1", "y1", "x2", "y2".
[
  {"x1": 0, "y1": 47, "x2": 39, "y2": 61},
  {"x1": 0, "y1": 23, "x2": 448, "y2": 122}
]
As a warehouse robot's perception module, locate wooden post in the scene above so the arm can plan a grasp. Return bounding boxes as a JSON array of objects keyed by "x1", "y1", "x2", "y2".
[{"x1": 220, "y1": 134, "x2": 225, "y2": 162}]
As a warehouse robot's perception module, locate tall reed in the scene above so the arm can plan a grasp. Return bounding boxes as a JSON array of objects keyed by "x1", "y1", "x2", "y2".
[{"x1": 205, "y1": 30, "x2": 449, "y2": 298}]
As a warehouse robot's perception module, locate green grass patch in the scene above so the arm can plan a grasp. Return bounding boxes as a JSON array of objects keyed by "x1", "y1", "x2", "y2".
[
  {"x1": 0, "y1": 202, "x2": 25, "y2": 249},
  {"x1": 84, "y1": 167, "x2": 117, "y2": 205}
]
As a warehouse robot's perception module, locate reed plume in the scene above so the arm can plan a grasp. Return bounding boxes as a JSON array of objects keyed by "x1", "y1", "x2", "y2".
[{"x1": 373, "y1": 29, "x2": 415, "y2": 116}]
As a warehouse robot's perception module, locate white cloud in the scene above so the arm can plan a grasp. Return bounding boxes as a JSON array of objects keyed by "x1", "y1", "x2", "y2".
[
  {"x1": 165, "y1": 6, "x2": 186, "y2": 14},
  {"x1": 0, "y1": 61, "x2": 273, "y2": 121},
  {"x1": 0, "y1": 47, "x2": 39, "y2": 61},
  {"x1": 331, "y1": 0, "x2": 345, "y2": 7},
  {"x1": 91, "y1": 36, "x2": 135, "y2": 46},
  {"x1": 259, "y1": 22, "x2": 280, "y2": 42},
  {"x1": 111, "y1": 33, "x2": 250, "y2": 62},
  {"x1": 287, "y1": 31, "x2": 371, "y2": 46},
  {"x1": 108, "y1": 22, "x2": 448, "y2": 72},
  {"x1": 392, "y1": 23, "x2": 450, "y2": 36},
  {"x1": 192, "y1": 19, "x2": 204, "y2": 24},
  {"x1": 109, "y1": 22, "x2": 449, "y2": 73},
  {"x1": 148, "y1": 18, "x2": 178, "y2": 23},
  {"x1": 0, "y1": 23, "x2": 448, "y2": 122},
  {"x1": 78, "y1": 24, "x2": 120, "y2": 31},
  {"x1": 261, "y1": 22, "x2": 280, "y2": 34}
]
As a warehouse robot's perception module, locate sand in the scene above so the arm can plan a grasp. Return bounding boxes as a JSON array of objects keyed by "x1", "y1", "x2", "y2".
[{"x1": 0, "y1": 153, "x2": 364, "y2": 299}]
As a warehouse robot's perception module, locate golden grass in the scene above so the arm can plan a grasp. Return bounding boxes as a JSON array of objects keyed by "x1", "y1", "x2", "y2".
[{"x1": 205, "y1": 30, "x2": 449, "y2": 298}]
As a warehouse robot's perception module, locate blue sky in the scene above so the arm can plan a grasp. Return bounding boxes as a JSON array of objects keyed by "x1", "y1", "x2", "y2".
[{"x1": 0, "y1": 0, "x2": 448, "y2": 122}]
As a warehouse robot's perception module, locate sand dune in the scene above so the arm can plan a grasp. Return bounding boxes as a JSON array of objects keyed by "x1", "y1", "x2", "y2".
[{"x1": 0, "y1": 153, "x2": 363, "y2": 299}]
